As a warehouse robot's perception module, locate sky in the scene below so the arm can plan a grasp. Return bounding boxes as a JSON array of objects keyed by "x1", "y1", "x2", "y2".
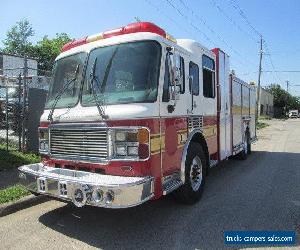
[{"x1": 1, "y1": 0, "x2": 300, "y2": 96}]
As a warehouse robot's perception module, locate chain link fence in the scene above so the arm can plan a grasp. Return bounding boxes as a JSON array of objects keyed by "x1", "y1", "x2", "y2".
[{"x1": 0, "y1": 66, "x2": 51, "y2": 153}]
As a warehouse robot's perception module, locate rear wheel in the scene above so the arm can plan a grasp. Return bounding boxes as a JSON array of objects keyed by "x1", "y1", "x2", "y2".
[
  {"x1": 246, "y1": 131, "x2": 251, "y2": 155},
  {"x1": 173, "y1": 142, "x2": 207, "y2": 204},
  {"x1": 239, "y1": 132, "x2": 251, "y2": 160}
]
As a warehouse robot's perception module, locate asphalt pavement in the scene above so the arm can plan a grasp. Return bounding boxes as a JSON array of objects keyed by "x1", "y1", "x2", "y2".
[{"x1": 0, "y1": 119, "x2": 299, "y2": 250}]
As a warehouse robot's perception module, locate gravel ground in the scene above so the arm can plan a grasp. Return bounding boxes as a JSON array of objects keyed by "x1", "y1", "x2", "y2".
[{"x1": 0, "y1": 118, "x2": 299, "y2": 250}]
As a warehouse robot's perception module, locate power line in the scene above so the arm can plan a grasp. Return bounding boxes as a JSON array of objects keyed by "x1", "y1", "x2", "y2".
[
  {"x1": 227, "y1": 0, "x2": 283, "y2": 84},
  {"x1": 228, "y1": 0, "x2": 261, "y2": 37},
  {"x1": 174, "y1": 0, "x2": 257, "y2": 67},
  {"x1": 241, "y1": 70, "x2": 300, "y2": 75},
  {"x1": 264, "y1": 70, "x2": 300, "y2": 73},
  {"x1": 161, "y1": 0, "x2": 218, "y2": 47},
  {"x1": 263, "y1": 41, "x2": 283, "y2": 83},
  {"x1": 147, "y1": 0, "x2": 218, "y2": 48},
  {"x1": 210, "y1": 0, "x2": 258, "y2": 43},
  {"x1": 144, "y1": 0, "x2": 205, "y2": 44}
]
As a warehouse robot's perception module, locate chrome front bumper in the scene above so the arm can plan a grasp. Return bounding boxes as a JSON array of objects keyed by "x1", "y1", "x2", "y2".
[{"x1": 18, "y1": 163, "x2": 154, "y2": 208}]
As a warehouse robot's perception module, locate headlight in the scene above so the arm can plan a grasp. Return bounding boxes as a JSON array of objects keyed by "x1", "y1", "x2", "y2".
[
  {"x1": 40, "y1": 141, "x2": 49, "y2": 151},
  {"x1": 39, "y1": 127, "x2": 49, "y2": 154},
  {"x1": 127, "y1": 146, "x2": 139, "y2": 156},
  {"x1": 115, "y1": 131, "x2": 126, "y2": 142},
  {"x1": 113, "y1": 128, "x2": 150, "y2": 160},
  {"x1": 116, "y1": 145, "x2": 127, "y2": 156}
]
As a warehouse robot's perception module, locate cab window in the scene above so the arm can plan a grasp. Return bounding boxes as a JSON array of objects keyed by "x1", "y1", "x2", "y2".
[
  {"x1": 189, "y1": 61, "x2": 199, "y2": 95},
  {"x1": 202, "y1": 55, "x2": 215, "y2": 98}
]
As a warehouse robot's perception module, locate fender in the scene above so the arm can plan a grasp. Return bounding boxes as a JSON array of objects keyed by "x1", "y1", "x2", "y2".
[{"x1": 180, "y1": 129, "x2": 209, "y2": 183}]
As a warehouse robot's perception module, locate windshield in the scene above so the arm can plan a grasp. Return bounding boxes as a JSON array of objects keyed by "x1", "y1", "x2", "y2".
[
  {"x1": 45, "y1": 52, "x2": 86, "y2": 109},
  {"x1": 82, "y1": 41, "x2": 161, "y2": 106}
]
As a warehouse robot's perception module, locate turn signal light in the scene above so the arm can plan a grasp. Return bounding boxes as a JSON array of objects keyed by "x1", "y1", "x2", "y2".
[{"x1": 138, "y1": 128, "x2": 149, "y2": 144}]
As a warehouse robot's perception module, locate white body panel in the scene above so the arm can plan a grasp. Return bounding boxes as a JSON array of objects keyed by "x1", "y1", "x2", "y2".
[
  {"x1": 232, "y1": 79, "x2": 242, "y2": 147},
  {"x1": 231, "y1": 76, "x2": 256, "y2": 153},
  {"x1": 218, "y1": 50, "x2": 231, "y2": 160}
]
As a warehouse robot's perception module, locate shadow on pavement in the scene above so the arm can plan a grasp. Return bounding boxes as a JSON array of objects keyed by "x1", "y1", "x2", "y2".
[{"x1": 39, "y1": 151, "x2": 300, "y2": 250}]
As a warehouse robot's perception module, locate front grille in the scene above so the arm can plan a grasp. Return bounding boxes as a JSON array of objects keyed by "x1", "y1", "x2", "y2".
[{"x1": 50, "y1": 126, "x2": 108, "y2": 163}]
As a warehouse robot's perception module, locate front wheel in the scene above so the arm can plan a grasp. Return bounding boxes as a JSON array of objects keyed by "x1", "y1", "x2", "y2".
[{"x1": 173, "y1": 142, "x2": 207, "y2": 204}]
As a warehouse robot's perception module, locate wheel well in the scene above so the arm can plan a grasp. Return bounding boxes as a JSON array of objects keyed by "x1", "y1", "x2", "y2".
[{"x1": 191, "y1": 133, "x2": 209, "y2": 168}]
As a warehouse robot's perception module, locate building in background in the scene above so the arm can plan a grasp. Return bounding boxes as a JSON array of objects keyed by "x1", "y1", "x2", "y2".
[
  {"x1": 259, "y1": 87, "x2": 274, "y2": 117},
  {"x1": 0, "y1": 52, "x2": 50, "y2": 90},
  {"x1": 0, "y1": 52, "x2": 37, "y2": 77}
]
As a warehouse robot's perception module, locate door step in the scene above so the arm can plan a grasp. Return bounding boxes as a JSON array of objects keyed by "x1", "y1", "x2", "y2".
[{"x1": 162, "y1": 174, "x2": 183, "y2": 195}]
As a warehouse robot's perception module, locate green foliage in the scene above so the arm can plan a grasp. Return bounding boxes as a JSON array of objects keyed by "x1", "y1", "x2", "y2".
[
  {"x1": 266, "y1": 84, "x2": 300, "y2": 114},
  {"x1": 2, "y1": 19, "x2": 34, "y2": 56},
  {"x1": 259, "y1": 116, "x2": 272, "y2": 120},
  {"x1": 0, "y1": 144, "x2": 41, "y2": 171},
  {"x1": 1, "y1": 19, "x2": 72, "y2": 73},
  {"x1": 30, "y1": 33, "x2": 72, "y2": 72},
  {"x1": 0, "y1": 185, "x2": 30, "y2": 204},
  {"x1": 256, "y1": 121, "x2": 269, "y2": 130}
]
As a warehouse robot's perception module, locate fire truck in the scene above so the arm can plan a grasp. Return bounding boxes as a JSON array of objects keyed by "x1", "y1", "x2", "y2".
[{"x1": 19, "y1": 22, "x2": 256, "y2": 208}]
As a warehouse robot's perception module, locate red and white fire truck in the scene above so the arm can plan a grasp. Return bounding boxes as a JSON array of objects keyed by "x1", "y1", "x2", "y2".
[{"x1": 19, "y1": 22, "x2": 256, "y2": 208}]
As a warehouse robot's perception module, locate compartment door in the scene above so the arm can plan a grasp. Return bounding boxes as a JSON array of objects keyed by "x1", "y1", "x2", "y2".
[{"x1": 218, "y1": 51, "x2": 231, "y2": 160}]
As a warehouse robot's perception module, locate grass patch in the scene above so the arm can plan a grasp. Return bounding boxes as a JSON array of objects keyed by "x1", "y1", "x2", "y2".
[
  {"x1": 0, "y1": 184, "x2": 30, "y2": 204},
  {"x1": 0, "y1": 144, "x2": 41, "y2": 171},
  {"x1": 257, "y1": 121, "x2": 269, "y2": 130},
  {"x1": 259, "y1": 116, "x2": 272, "y2": 120}
]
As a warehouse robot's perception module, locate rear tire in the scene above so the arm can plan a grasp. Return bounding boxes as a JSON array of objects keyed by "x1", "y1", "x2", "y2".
[
  {"x1": 173, "y1": 142, "x2": 207, "y2": 204},
  {"x1": 239, "y1": 132, "x2": 250, "y2": 160},
  {"x1": 247, "y1": 131, "x2": 251, "y2": 155}
]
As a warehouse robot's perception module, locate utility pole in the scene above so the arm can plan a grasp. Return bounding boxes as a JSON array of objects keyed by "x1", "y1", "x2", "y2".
[
  {"x1": 286, "y1": 80, "x2": 289, "y2": 93},
  {"x1": 255, "y1": 35, "x2": 263, "y2": 135}
]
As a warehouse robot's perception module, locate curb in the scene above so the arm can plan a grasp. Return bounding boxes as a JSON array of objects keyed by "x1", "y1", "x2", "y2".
[{"x1": 0, "y1": 194, "x2": 49, "y2": 217}]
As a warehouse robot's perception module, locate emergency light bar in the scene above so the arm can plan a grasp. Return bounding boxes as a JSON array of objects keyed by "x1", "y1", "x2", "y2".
[{"x1": 61, "y1": 22, "x2": 175, "y2": 52}]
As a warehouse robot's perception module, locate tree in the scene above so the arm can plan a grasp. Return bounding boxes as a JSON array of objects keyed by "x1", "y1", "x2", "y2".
[
  {"x1": 2, "y1": 19, "x2": 34, "y2": 56},
  {"x1": 267, "y1": 84, "x2": 300, "y2": 116},
  {"x1": 31, "y1": 33, "x2": 72, "y2": 73},
  {"x1": 1, "y1": 19, "x2": 72, "y2": 73}
]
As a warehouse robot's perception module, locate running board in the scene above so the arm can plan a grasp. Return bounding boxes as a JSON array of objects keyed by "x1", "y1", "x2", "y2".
[{"x1": 162, "y1": 173, "x2": 183, "y2": 195}]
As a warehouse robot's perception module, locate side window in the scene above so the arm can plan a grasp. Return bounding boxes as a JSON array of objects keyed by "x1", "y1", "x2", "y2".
[
  {"x1": 162, "y1": 54, "x2": 171, "y2": 102},
  {"x1": 202, "y1": 55, "x2": 215, "y2": 98},
  {"x1": 177, "y1": 56, "x2": 185, "y2": 94},
  {"x1": 189, "y1": 61, "x2": 199, "y2": 95}
]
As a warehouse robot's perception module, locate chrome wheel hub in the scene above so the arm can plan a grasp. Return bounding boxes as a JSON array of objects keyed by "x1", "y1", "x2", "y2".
[{"x1": 189, "y1": 156, "x2": 203, "y2": 191}]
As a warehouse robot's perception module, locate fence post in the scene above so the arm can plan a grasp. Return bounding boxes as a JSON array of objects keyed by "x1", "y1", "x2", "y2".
[
  {"x1": 18, "y1": 73, "x2": 22, "y2": 151},
  {"x1": 5, "y1": 82, "x2": 9, "y2": 151},
  {"x1": 22, "y1": 57, "x2": 28, "y2": 152}
]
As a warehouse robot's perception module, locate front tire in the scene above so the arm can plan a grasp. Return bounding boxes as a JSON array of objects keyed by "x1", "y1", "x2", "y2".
[{"x1": 174, "y1": 142, "x2": 207, "y2": 204}]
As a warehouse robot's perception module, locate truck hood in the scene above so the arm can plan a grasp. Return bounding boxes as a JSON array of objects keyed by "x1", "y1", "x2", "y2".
[{"x1": 40, "y1": 103, "x2": 159, "y2": 123}]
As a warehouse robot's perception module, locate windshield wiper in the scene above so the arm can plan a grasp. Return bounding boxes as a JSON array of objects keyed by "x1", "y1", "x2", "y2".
[
  {"x1": 89, "y1": 58, "x2": 108, "y2": 119},
  {"x1": 47, "y1": 64, "x2": 79, "y2": 122}
]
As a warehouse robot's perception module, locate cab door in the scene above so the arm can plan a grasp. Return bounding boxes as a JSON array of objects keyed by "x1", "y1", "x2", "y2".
[{"x1": 159, "y1": 49, "x2": 188, "y2": 177}]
